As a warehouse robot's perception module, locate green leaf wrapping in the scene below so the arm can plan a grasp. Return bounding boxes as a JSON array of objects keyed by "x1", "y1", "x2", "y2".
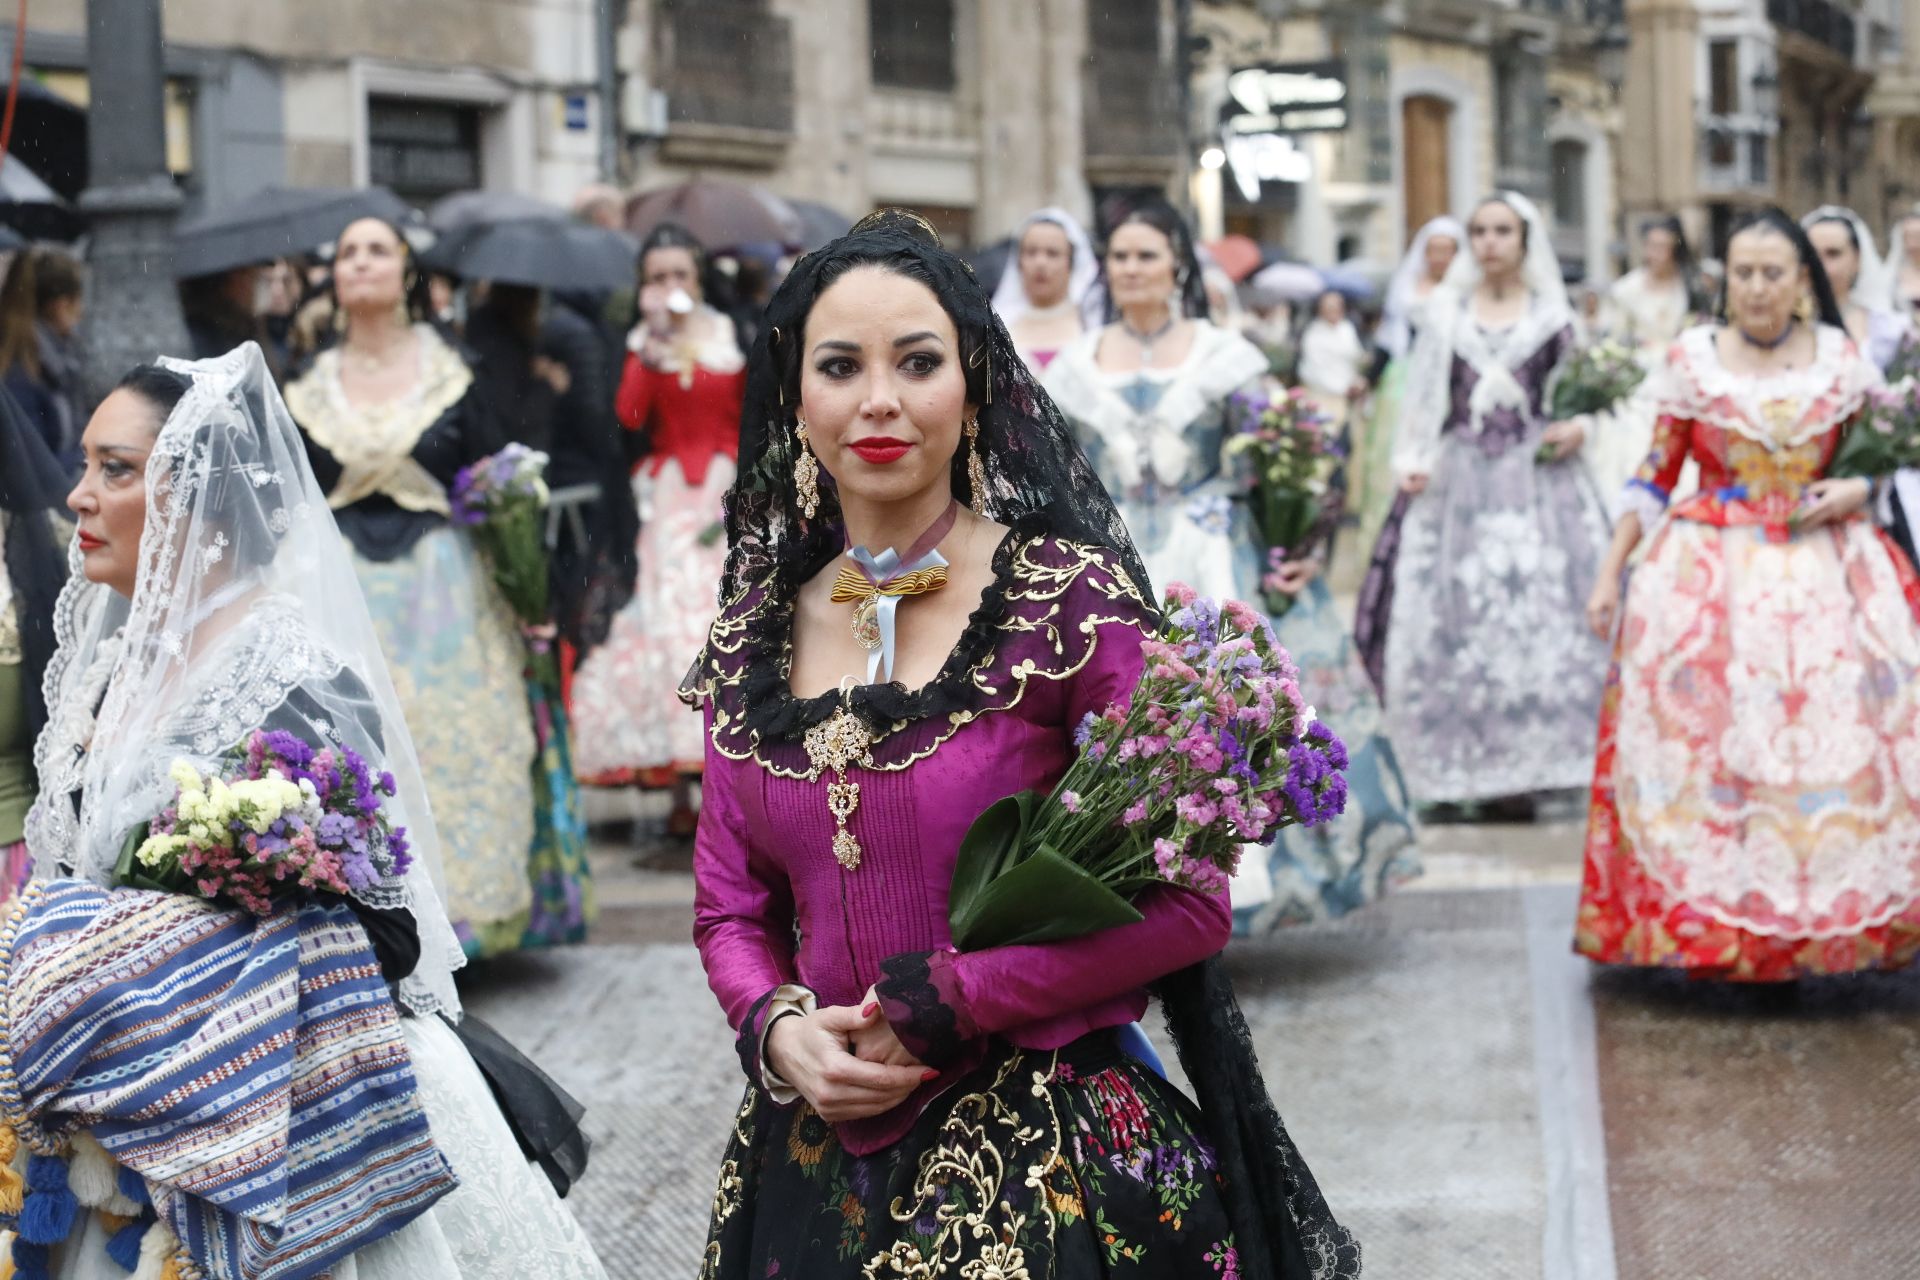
[
  {"x1": 474, "y1": 501, "x2": 551, "y2": 625},
  {"x1": 948, "y1": 840, "x2": 1145, "y2": 951}
]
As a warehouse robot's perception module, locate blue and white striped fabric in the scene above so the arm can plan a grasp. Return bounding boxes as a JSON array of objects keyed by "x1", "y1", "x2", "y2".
[{"x1": 0, "y1": 879, "x2": 457, "y2": 1280}]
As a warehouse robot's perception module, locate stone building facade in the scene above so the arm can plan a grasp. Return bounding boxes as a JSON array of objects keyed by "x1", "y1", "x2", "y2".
[
  {"x1": 619, "y1": 0, "x2": 1183, "y2": 246},
  {"x1": 1621, "y1": 0, "x2": 1905, "y2": 256},
  {"x1": 1186, "y1": 0, "x2": 1622, "y2": 282},
  {"x1": 6, "y1": 0, "x2": 607, "y2": 216}
]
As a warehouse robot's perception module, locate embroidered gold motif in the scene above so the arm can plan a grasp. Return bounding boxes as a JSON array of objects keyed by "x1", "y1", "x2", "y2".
[{"x1": 803, "y1": 701, "x2": 875, "y2": 870}]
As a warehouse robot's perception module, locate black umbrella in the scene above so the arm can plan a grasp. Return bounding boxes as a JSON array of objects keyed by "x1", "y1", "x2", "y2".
[
  {"x1": 0, "y1": 223, "x2": 24, "y2": 252},
  {"x1": 0, "y1": 79, "x2": 87, "y2": 202},
  {"x1": 626, "y1": 178, "x2": 802, "y2": 249},
  {"x1": 427, "y1": 190, "x2": 566, "y2": 235},
  {"x1": 788, "y1": 199, "x2": 853, "y2": 251},
  {"x1": 0, "y1": 155, "x2": 82, "y2": 242},
  {"x1": 173, "y1": 186, "x2": 415, "y2": 279},
  {"x1": 421, "y1": 217, "x2": 638, "y2": 291}
]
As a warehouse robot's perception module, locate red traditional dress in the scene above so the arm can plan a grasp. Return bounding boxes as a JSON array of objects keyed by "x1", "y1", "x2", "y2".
[{"x1": 1576, "y1": 324, "x2": 1920, "y2": 980}]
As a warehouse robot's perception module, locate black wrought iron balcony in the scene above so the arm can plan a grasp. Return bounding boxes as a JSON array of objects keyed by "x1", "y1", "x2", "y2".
[{"x1": 1766, "y1": 0, "x2": 1858, "y2": 61}]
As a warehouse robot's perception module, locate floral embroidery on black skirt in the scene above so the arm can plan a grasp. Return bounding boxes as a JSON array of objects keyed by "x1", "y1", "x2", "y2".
[{"x1": 698, "y1": 1032, "x2": 1243, "y2": 1279}]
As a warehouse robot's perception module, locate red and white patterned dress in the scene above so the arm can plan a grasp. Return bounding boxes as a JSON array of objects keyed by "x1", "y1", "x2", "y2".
[{"x1": 1576, "y1": 324, "x2": 1920, "y2": 980}]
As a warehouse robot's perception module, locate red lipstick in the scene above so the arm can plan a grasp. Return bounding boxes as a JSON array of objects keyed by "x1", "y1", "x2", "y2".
[
  {"x1": 77, "y1": 531, "x2": 105, "y2": 552},
  {"x1": 848, "y1": 437, "x2": 912, "y2": 465}
]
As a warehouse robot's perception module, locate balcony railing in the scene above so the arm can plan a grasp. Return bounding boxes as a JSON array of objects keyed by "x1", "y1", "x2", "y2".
[
  {"x1": 660, "y1": 0, "x2": 794, "y2": 136},
  {"x1": 1767, "y1": 0, "x2": 1858, "y2": 61},
  {"x1": 1698, "y1": 120, "x2": 1774, "y2": 192},
  {"x1": 1083, "y1": 46, "x2": 1182, "y2": 164}
]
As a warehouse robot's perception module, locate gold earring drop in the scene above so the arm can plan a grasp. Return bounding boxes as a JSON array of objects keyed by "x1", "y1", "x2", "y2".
[
  {"x1": 1795, "y1": 293, "x2": 1816, "y2": 325},
  {"x1": 794, "y1": 417, "x2": 820, "y2": 519},
  {"x1": 965, "y1": 414, "x2": 988, "y2": 516}
]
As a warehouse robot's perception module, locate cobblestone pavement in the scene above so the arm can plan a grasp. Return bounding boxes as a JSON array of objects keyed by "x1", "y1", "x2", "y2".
[{"x1": 460, "y1": 793, "x2": 1920, "y2": 1280}]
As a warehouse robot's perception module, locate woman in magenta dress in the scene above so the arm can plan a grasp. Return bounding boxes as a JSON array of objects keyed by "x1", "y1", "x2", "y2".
[
  {"x1": 1577, "y1": 208, "x2": 1920, "y2": 980},
  {"x1": 686, "y1": 213, "x2": 1354, "y2": 1278}
]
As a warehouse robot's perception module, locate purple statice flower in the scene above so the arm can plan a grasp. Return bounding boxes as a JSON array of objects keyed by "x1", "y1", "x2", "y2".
[
  {"x1": 1217, "y1": 727, "x2": 1258, "y2": 786},
  {"x1": 1074, "y1": 711, "x2": 1098, "y2": 750},
  {"x1": 1307, "y1": 719, "x2": 1349, "y2": 771}
]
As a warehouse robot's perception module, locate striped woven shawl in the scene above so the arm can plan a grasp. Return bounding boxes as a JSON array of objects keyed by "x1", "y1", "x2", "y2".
[{"x1": 0, "y1": 879, "x2": 457, "y2": 1279}]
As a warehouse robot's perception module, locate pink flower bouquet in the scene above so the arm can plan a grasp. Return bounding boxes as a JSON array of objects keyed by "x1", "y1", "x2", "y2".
[
  {"x1": 1225, "y1": 389, "x2": 1342, "y2": 617},
  {"x1": 113, "y1": 729, "x2": 412, "y2": 915},
  {"x1": 1829, "y1": 377, "x2": 1920, "y2": 478},
  {"x1": 946, "y1": 586, "x2": 1348, "y2": 950}
]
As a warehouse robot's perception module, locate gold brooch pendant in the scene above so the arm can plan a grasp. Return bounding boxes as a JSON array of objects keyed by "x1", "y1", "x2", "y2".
[{"x1": 802, "y1": 694, "x2": 875, "y2": 871}]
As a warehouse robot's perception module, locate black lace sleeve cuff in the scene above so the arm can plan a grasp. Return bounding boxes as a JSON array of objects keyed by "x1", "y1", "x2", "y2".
[
  {"x1": 733, "y1": 987, "x2": 778, "y2": 1085},
  {"x1": 876, "y1": 950, "x2": 979, "y2": 1070}
]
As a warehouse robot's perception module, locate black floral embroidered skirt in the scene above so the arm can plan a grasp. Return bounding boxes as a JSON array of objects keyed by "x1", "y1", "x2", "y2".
[{"x1": 698, "y1": 1031, "x2": 1245, "y2": 1279}]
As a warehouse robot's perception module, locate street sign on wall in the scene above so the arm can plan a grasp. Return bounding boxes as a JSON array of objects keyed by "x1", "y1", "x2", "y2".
[{"x1": 1221, "y1": 60, "x2": 1350, "y2": 136}]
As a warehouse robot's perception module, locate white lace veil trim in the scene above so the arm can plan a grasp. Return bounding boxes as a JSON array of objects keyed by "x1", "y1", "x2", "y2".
[
  {"x1": 992, "y1": 207, "x2": 1103, "y2": 331},
  {"x1": 1804, "y1": 206, "x2": 1896, "y2": 317},
  {"x1": 1379, "y1": 216, "x2": 1466, "y2": 360},
  {"x1": 25, "y1": 342, "x2": 464, "y2": 1018},
  {"x1": 1884, "y1": 213, "x2": 1920, "y2": 310},
  {"x1": 1391, "y1": 193, "x2": 1573, "y2": 475}
]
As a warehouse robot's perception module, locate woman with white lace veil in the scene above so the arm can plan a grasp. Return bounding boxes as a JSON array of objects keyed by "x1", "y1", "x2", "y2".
[
  {"x1": 1353, "y1": 192, "x2": 1611, "y2": 817},
  {"x1": 992, "y1": 207, "x2": 1103, "y2": 374},
  {"x1": 1886, "y1": 207, "x2": 1920, "y2": 320},
  {"x1": 1587, "y1": 216, "x2": 1704, "y2": 501},
  {"x1": 12, "y1": 344, "x2": 605, "y2": 1279},
  {"x1": 1357, "y1": 217, "x2": 1463, "y2": 549}
]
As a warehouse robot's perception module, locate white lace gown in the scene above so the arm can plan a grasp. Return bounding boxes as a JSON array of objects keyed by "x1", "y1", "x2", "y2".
[
  {"x1": 51, "y1": 1016, "x2": 607, "y2": 1280},
  {"x1": 1589, "y1": 269, "x2": 1694, "y2": 503}
]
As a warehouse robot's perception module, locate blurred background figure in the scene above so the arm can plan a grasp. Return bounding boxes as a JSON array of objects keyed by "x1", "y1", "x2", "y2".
[
  {"x1": 1295, "y1": 288, "x2": 1370, "y2": 442},
  {"x1": 0, "y1": 385, "x2": 69, "y2": 901},
  {"x1": 1359, "y1": 217, "x2": 1462, "y2": 550},
  {"x1": 570, "y1": 222, "x2": 744, "y2": 839},
  {"x1": 1889, "y1": 206, "x2": 1920, "y2": 321},
  {"x1": 992, "y1": 207, "x2": 1100, "y2": 373},
  {"x1": 1587, "y1": 216, "x2": 1703, "y2": 499},
  {"x1": 0, "y1": 250, "x2": 86, "y2": 472},
  {"x1": 179, "y1": 263, "x2": 278, "y2": 367},
  {"x1": 281, "y1": 216, "x2": 555, "y2": 957},
  {"x1": 1803, "y1": 205, "x2": 1911, "y2": 372}
]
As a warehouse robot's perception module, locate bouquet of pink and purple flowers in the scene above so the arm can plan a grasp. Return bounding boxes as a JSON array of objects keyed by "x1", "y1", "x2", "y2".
[
  {"x1": 947, "y1": 585, "x2": 1347, "y2": 950},
  {"x1": 1828, "y1": 376, "x2": 1920, "y2": 479},
  {"x1": 451, "y1": 443, "x2": 551, "y2": 627},
  {"x1": 1225, "y1": 389, "x2": 1343, "y2": 617},
  {"x1": 114, "y1": 729, "x2": 412, "y2": 915}
]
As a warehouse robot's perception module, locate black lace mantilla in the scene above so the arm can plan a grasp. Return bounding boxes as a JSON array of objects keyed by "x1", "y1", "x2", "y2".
[{"x1": 686, "y1": 521, "x2": 1153, "y2": 767}]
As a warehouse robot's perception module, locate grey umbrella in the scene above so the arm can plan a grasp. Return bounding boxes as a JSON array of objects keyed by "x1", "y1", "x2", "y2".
[
  {"x1": 173, "y1": 186, "x2": 415, "y2": 279},
  {"x1": 420, "y1": 217, "x2": 638, "y2": 291},
  {"x1": 427, "y1": 190, "x2": 567, "y2": 234},
  {"x1": 626, "y1": 178, "x2": 802, "y2": 250},
  {"x1": 0, "y1": 155, "x2": 81, "y2": 242},
  {"x1": 788, "y1": 199, "x2": 854, "y2": 251}
]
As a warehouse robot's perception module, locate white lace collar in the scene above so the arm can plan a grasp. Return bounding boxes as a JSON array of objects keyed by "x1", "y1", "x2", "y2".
[{"x1": 1657, "y1": 323, "x2": 1879, "y2": 450}]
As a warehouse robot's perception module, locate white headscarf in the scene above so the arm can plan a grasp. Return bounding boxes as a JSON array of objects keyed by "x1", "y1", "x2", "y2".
[
  {"x1": 26, "y1": 343, "x2": 465, "y2": 1018},
  {"x1": 992, "y1": 207, "x2": 1103, "y2": 330},
  {"x1": 1885, "y1": 211, "x2": 1920, "y2": 310},
  {"x1": 1392, "y1": 193, "x2": 1575, "y2": 475},
  {"x1": 1804, "y1": 205, "x2": 1895, "y2": 315},
  {"x1": 1379, "y1": 215, "x2": 1466, "y2": 359}
]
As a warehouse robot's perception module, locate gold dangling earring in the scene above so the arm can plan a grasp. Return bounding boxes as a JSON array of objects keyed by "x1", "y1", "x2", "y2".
[
  {"x1": 964, "y1": 413, "x2": 989, "y2": 516},
  {"x1": 1795, "y1": 292, "x2": 1816, "y2": 325},
  {"x1": 794, "y1": 417, "x2": 821, "y2": 519}
]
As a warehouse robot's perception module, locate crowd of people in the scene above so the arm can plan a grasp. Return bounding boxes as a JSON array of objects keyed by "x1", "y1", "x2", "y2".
[{"x1": 0, "y1": 175, "x2": 1916, "y2": 1277}]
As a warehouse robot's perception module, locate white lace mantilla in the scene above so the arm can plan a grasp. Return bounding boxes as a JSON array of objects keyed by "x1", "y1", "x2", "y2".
[{"x1": 1651, "y1": 324, "x2": 1879, "y2": 452}]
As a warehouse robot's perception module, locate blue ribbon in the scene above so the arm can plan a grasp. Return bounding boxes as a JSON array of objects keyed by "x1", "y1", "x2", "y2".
[{"x1": 845, "y1": 543, "x2": 949, "y2": 684}]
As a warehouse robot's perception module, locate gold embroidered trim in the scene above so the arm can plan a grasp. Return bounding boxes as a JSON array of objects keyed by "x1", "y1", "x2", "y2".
[
  {"x1": 691, "y1": 537, "x2": 1152, "y2": 779},
  {"x1": 282, "y1": 325, "x2": 474, "y2": 515}
]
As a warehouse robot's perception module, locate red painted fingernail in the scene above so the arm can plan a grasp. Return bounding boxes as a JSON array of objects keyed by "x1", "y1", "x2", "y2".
[
  {"x1": 921, "y1": 1069, "x2": 939, "y2": 1082},
  {"x1": 861, "y1": 1002, "x2": 878, "y2": 1018}
]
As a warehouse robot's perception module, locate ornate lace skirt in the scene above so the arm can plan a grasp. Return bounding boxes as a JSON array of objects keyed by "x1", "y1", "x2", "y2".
[
  {"x1": 353, "y1": 527, "x2": 536, "y2": 944},
  {"x1": 1361, "y1": 429, "x2": 1611, "y2": 804},
  {"x1": 699, "y1": 1033, "x2": 1240, "y2": 1279},
  {"x1": 1231, "y1": 577, "x2": 1421, "y2": 933},
  {"x1": 49, "y1": 1016, "x2": 607, "y2": 1280},
  {"x1": 1576, "y1": 518, "x2": 1920, "y2": 979},
  {"x1": 571, "y1": 457, "x2": 732, "y2": 781}
]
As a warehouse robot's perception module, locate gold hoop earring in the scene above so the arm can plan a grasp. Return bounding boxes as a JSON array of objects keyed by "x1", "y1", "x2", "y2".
[
  {"x1": 794, "y1": 418, "x2": 821, "y2": 519},
  {"x1": 964, "y1": 413, "x2": 989, "y2": 516},
  {"x1": 1795, "y1": 293, "x2": 1816, "y2": 324}
]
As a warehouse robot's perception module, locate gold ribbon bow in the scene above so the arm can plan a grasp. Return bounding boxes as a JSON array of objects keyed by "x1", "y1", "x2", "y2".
[{"x1": 829, "y1": 564, "x2": 949, "y2": 651}]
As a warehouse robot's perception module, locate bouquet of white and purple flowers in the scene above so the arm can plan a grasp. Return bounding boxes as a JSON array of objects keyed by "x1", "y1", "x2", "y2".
[
  {"x1": 946, "y1": 585, "x2": 1348, "y2": 950},
  {"x1": 1224, "y1": 389, "x2": 1343, "y2": 617},
  {"x1": 114, "y1": 729, "x2": 412, "y2": 915},
  {"x1": 451, "y1": 443, "x2": 551, "y2": 627},
  {"x1": 1540, "y1": 340, "x2": 1645, "y2": 464},
  {"x1": 1828, "y1": 376, "x2": 1920, "y2": 479}
]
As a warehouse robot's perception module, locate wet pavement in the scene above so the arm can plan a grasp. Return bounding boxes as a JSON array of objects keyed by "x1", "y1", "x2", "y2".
[{"x1": 460, "y1": 792, "x2": 1920, "y2": 1279}]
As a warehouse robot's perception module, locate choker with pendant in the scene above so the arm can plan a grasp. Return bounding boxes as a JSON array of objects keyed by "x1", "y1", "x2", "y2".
[{"x1": 829, "y1": 500, "x2": 959, "y2": 685}]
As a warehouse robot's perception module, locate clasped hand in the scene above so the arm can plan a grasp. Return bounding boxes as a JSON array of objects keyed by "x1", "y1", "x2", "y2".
[{"x1": 765, "y1": 986, "x2": 934, "y2": 1122}]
